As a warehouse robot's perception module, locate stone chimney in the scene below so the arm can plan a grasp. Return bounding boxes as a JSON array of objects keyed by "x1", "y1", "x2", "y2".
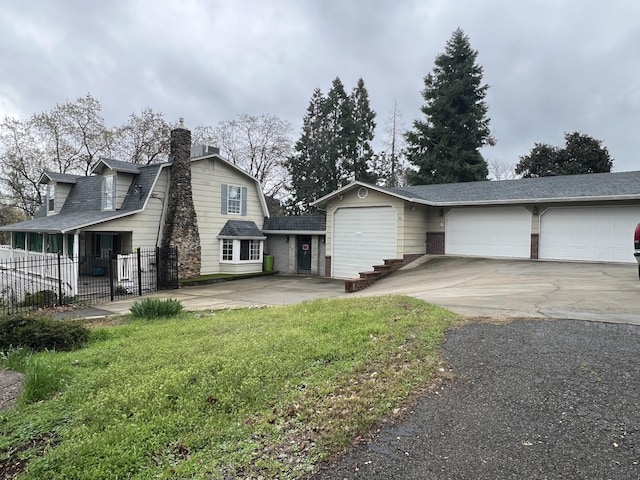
[{"x1": 162, "y1": 121, "x2": 201, "y2": 279}]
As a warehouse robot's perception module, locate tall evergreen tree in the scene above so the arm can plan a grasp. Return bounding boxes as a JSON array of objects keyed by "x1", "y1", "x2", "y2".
[
  {"x1": 286, "y1": 88, "x2": 330, "y2": 213},
  {"x1": 323, "y1": 77, "x2": 350, "y2": 190},
  {"x1": 405, "y1": 28, "x2": 493, "y2": 185},
  {"x1": 345, "y1": 78, "x2": 377, "y2": 183},
  {"x1": 287, "y1": 77, "x2": 378, "y2": 212}
]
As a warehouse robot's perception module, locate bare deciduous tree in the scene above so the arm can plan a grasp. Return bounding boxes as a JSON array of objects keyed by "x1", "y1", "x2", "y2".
[
  {"x1": 0, "y1": 117, "x2": 46, "y2": 216},
  {"x1": 113, "y1": 108, "x2": 171, "y2": 164},
  {"x1": 488, "y1": 159, "x2": 518, "y2": 180},
  {"x1": 194, "y1": 114, "x2": 293, "y2": 199}
]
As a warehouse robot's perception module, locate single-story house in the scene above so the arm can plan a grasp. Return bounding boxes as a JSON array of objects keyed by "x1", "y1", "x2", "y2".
[
  {"x1": 263, "y1": 216, "x2": 326, "y2": 275},
  {"x1": 311, "y1": 171, "x2": 640, "y2": 279}
]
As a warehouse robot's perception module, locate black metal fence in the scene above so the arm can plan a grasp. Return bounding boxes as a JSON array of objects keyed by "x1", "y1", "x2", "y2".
[{"x1": 0, "y1": 246, "x2": 178, "y2": 315}]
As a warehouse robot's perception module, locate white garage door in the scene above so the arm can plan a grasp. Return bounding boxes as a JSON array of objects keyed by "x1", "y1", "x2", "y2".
[
  {"x1": 446, "y1": 206, "x2": 532, "y2": 258},
  {"x1": 333, "y1": 206, "x2": 397, "y2": 278},
  {"x1": 539, "y1": 206, "x2": 640, "y2": 263}
]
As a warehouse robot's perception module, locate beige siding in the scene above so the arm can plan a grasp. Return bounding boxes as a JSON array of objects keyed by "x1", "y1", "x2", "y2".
[
  {"x1": 190, "y1": 159, "x2": 265, "y2": 275},
  {"x1": 401, "y1": 203, "x2": 430, "y2": 254},
  {"x1": 115, "y1": 172, "x2": 134, "y2": 209},
  {"x1": 52, "y1": 184, "x2": 72, "y2": 214},
  {"x1": 83, "y1": 169, "x2": 168, "y2": 248}
]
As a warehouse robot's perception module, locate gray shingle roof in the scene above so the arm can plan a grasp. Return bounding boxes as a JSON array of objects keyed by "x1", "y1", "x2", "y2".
[
  {"x1": 262, "y1": 215, "x2": 326, "y2": 232},
  {"x1": 0, "y1": 163, "x2": 163, "y2": 233},
  {"x1": 377, "y1": 170, "x2": 640, "y2": 205},
  {"x1": 39, "y1": 171, "x2": 80, "y2": 184},
  {"x1": 218, "y1": 220, "x2": 265, "y2": 238},
  {"x1": 92, "y1": 158, "x2": 142, "y2": 174}
]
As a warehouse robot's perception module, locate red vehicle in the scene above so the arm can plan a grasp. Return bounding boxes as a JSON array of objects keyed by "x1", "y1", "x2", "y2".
[{"x1": 635, "y1": 224, "x2": 640, "y2": 279}]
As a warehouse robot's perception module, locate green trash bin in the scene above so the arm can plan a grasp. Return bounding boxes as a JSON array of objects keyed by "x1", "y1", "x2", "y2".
[{"x1": 263, "y1": 255, "x2": 274, "y2": 272}]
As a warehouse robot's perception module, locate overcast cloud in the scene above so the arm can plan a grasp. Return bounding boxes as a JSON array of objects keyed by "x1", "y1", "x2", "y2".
[{"x1": 1, "y1": 0, "x2": 639, "y2": 172}]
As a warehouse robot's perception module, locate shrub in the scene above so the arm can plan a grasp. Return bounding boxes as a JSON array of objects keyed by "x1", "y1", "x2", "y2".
[
  {"x1": 20, "y1": 289, "x2": 58, "y2": 307},
  {"x1": 130, "y1": 297, "x2": 184, "y2": 319},
  {"x1": 0, "y1": 316, "x2": 90, "y2": 352}
]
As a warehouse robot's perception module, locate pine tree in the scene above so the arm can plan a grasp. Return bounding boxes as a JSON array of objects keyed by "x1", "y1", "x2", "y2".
[
  {"x1": 287, "y1": 77, "x2": 378, "y2": 212},
  {"x1": 286, "y1": 88, "x2": 328, "y2": 213},
  {"x1": 405, "y1": 28, "x2": 493, "y2": 185},
  {"x1": 323, "y1": 77, "x2": 350, "y2": 190},
  {"x1": 346, "y1": 78, "x2": 377, "y2": 183}
]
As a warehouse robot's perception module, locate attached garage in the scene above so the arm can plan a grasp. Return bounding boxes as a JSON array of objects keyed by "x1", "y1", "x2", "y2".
[
  {"x1": 332, "y1": 206, "x2": 397, "y2": 278},
  {"x1": 539, "y1": 206, "x2": 640, "y2": 263},
  {"x1": 445, "y1": 206, "x2": 532, "y2": 258}
]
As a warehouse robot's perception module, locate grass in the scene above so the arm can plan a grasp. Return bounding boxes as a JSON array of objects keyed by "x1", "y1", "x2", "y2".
[{"x1": 0, "y1": 295, "x2": 457, "y2": 479}]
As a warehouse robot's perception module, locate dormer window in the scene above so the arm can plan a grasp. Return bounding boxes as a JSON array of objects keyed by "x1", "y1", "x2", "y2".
[
  {"x1": 47, "y1": 184, "x2": 55, "y2": 212},
  {"x1": 102, "y1": 175, "x2": 115, "y2": 210}
]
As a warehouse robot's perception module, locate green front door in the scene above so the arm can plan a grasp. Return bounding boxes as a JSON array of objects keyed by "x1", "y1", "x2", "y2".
[{"x1": 297, "y1": 236, "x2": 312, "y2": 273}]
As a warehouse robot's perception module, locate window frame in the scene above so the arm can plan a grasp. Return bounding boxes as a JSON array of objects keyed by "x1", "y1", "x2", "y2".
[
  {"x1": 227, "y1": 185, "x2": 242, "y2": 215},
  {"x1": 102, "y1": 175, "x2": 116, "y2": 211},
  {"x1": 219, "y1": 239, "x2": 263, "y2": 263},
  {"x1": 47, "y1": 184, "x2": 56, "y2": 212}
]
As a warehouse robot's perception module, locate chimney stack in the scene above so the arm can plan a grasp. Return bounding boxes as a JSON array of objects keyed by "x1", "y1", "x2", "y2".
[{"x1": 162, "y1": 121, "x2": 201, "y2": 279}]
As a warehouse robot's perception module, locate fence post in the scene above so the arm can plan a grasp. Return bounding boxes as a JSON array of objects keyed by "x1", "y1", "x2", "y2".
[
  {"x1": 156, "y1": 247, "x2": 160, "y2": 291},
  {"x1": 57, "y1": 252, "x2": 63, "y2": 305},
  {"x1": 137, "y1": 248, "x2": 143, "y2": 296},
  {"x1": 108, "y1": 249, "x2": 114, "y2": 301}
]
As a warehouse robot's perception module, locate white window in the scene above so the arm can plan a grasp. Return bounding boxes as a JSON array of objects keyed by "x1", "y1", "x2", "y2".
[
  {"x1": 222, "y1": 239, "x2": 233, "y2": 261},
  {"x1": 227, "y1": 185, "x2": 241, "y2": 214},
  {"x1": 102, "y1": 175, "x2": 115, "y2": 210},
  {"x1": 220, "y1": 239, "x2": 263, "y2": 262},
  {"x1": 47, "y1": 184, "x2": 55, "y2": 212}
]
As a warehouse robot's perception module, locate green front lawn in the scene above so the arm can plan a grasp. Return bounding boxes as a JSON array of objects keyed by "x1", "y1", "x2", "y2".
[{"x1": 0, "y1": 295, "x2": 457, "y2": 479}]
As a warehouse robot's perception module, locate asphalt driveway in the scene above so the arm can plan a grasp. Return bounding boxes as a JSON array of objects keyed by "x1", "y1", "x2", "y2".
[{"x1": 311, "y1": 319, "x2": 640, "y2": 480}]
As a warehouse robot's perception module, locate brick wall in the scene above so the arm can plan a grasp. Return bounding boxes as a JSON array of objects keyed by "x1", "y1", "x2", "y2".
[
  {"x1": 324, "y1": 256, "x2": 331, "y2": 277},
  {"x1": 530, "y1": 233, "x2": 539, "y2": 259},
  {"x1": 426, "y1": 232, "x2": 445, "y2": 254}
]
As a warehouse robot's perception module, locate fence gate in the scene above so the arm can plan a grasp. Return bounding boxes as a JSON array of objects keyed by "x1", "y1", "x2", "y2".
[{"x1": 0, "y1": 246, "x2": 180, "y2": 315}]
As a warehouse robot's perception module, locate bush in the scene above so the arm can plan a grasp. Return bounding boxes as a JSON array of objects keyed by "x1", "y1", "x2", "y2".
[
  {"x1": 0, "y1": 316, "x2": 90, "y2": 352},
  {"x1": 130, "y1": 297, "x2": 184, "y2": 319},
  {"x1": 20, "y1": 289, "x2": 58, "y2": 307}
]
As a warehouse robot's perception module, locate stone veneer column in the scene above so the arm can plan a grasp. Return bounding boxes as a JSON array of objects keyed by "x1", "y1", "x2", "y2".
[{"x1": 162, "y1": 122, "x2": 201, "y2": 279}]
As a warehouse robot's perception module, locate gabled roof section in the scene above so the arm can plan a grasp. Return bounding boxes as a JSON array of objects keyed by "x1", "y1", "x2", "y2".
[
  {"x1": 39, "y1": 171, "x2": 80, "y2": 185},
  {"x1": 312, "y1": 171, "x2": 640, "y2": 207},
  {"x1": 190, "y1": 152, "x2": 270, "y2": 218},
  {"x1": 0, "y1": 163, "x2": 163, "y2": 234},
  {"x1": 218, "y1": 220, "x2": 266, "y2": 239},
  {"x1": 262, "y1": 216, "x2": 326, "y2": 234},
  {"x1": 91, "y1": 158, "x2": 143, "y2": 175}
]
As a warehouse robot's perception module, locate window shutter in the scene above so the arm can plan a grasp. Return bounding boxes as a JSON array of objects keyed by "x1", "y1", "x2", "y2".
[
  {"x1": 221, "y1": 184, "x2": 228, "y2": 214},
  {"x1": 241, "y1": 187, "x2": 247, "y2": 216}
]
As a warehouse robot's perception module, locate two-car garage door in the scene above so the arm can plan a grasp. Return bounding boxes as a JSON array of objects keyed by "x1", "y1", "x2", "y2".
[
  {"x1": 445, "y1": 206, "x2": 532, "y2": 258},
  {"x1": 539, "y1": 206, "x2": 640, "y2": 263}
]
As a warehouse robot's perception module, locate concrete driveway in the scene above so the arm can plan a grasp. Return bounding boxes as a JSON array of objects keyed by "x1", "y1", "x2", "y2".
[
  {"x1": 355, "y1": 256, "x2": 640, "y2": 324},
  {"x1": 93, "y1": 256, "x2": 640, "y2": 324}
]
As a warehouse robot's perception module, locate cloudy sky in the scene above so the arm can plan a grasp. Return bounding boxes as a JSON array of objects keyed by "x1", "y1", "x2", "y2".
[{"x1": 1, "y1": 0, "x2": 639, "y2": 172}]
